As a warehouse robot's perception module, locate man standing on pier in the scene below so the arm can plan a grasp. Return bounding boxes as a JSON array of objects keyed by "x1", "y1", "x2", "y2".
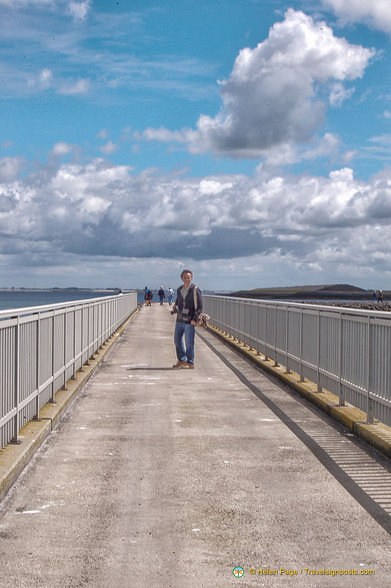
[{"x1": 172, "y1": 269, "x2": 203, "y2": 369}]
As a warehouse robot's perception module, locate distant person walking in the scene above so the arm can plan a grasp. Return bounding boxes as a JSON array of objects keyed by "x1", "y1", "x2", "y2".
[
  {"x1": 167, "y1": 287, "x2": 174, "y2": 306},
  {"x1": 144, "y1": 287, "x2": 153, "y2": 306},
  {"x1": 158, "y1": 286, "x2": 165, "y2": 305},
  {"x1": 377, "y1": 289, "x2": 383, "y2": 303},
  {"x1": 172, "y1": 269, "x2": 203, "y2": 369}
]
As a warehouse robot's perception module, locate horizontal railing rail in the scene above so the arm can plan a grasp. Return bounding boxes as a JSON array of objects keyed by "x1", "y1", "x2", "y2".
[
  {"x1": 204, "y1": 295, "x2": 391, "y2": 428},
  {"x1": 0, "y1": 293, "x2": 137, "y2": 450}
]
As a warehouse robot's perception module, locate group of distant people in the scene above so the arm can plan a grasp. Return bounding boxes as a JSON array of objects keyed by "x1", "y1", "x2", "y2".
[
  {"x1": 144, "y1": 270, "x2": 203, "y2": 369},
  {"x1": 144, "y1": 285, "x2": 175, "y2": 306},
  {"x1": 373, "y1": 289, "x2": 384, "y2": 303}
]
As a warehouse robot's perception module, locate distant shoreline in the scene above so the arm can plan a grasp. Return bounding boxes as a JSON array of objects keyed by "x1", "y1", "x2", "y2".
[{"x1": 230, "y1": 283, "x2": 387, "y2": 301}]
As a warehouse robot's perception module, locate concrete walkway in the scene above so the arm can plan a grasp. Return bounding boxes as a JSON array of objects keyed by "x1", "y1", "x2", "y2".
[{"x1": 0, "y1": 304, "x2": 390, "y2": 587}]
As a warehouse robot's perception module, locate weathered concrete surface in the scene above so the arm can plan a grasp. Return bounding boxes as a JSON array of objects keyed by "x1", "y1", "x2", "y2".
[
  {"x1": 207, "y1": 324, "x2": 391, "y2": 458},
  {"x1": 0, "y1": 303, "x2": 390, "y2": 587},
  {"x1": 0, "y1": 311, "x2": 137, "y2": 503}
]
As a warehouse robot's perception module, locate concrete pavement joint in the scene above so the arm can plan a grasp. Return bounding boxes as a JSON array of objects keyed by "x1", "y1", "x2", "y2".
[
  {"x1": 206, "y1": 323, "x2": 391, "y2": 460},
  {"x1": 0, "y1": 308, "x2": 138, "y2": 503}
]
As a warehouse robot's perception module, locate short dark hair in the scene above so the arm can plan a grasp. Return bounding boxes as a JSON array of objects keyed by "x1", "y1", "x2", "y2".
[{"x1": 181, "y1": 269, "x2": 193, "y2": 279}]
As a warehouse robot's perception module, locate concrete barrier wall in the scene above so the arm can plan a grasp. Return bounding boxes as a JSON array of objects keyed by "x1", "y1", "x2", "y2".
[
  {"x1": 0, "y1": 293, "x2": 137, "y2": 449},
  {"x1": 204, "y1": 295, "x2": 391, "y2": 427}
]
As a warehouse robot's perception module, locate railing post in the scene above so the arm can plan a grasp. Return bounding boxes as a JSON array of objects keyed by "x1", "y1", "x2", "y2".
[
  {"x1": 299, "y1": 308, "x2": 304, "y2": 382},
  {"x1": 234, "y1": 299, "x2": 238, "y2": 341},
  {"x1": 241, "y1": 302, "x2": 247, "y2": 347},
  {"x1": 62, "y1": 310, "x2": 67, "y2": 390},
  {"x1": 366, "y1": 315, "x2": 374, "y2": 424},
  {"x1": 316, "y1": 311, "x2": 322, "y2": 392},
  {"x1": 285, "y1": 306, "x2": 291, "y2": 374},
  {"x1": 72, "y1": 307, "x2": 77, "y2": 380},
  {"x1": 273, "y1": 304, "x2": 279, "y2": 367},
  {"x1": 81, "y1": 304, "x2": 85, "y2": 367},
  {"x1": 264, "y1": 305, "x2": 269, "y2": 361},
  {"x1": 99, "y1": 302, "x2": 102, "y2": 348},
  {"x1": 50, "y1": 309, "x2": 56, "y2": 403},
  {"x1": 86, "y1": 305, "x2": 91, "y2": 365},
  {"x1": 338, "y1": 313, "x2": 345, "y2": 406},
  {"x1": 92, "y1": 304, "x2": 96, "y2": 357},
  {"x1": 11, "y1": 317, "x2": 20, "y2": 444},
  {"x1": 249, "y1": 302, "x2": 255, "y2": 351},
  {"x1": 34, "y1": 312, "x2": 40, "y2": 418}
]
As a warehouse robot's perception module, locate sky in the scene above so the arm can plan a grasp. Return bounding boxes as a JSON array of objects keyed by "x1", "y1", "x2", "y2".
[{"x1": 1, "y1": 0, "x2": 391, "y2": 291}]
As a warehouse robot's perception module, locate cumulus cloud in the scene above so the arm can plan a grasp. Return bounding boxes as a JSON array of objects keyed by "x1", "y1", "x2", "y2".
[
  {"x1": 0, "y1": 157, "x2": 24, "y2": 182},
  {"x1": 51, "y1": 142, "x2": 73, "y2": 156},
  {"x1": 68, "y1": 1, "x2": 91, "y2": 22},
  {"x1": 2, "y1": 158, "x2": 391, "y2": 289},
  {"x1": 59, "y1": 78, "x2": 90, "y2": 95},
  {"x1": 40, "y1": 68, "x2": 53, "y2": 85},
  {"x1": 100, "y1": 141, "x2": 118, "y2": 155},
  {"x1": 323, "y1": 0, "x2": 391, "y2": 34},
  {"x1": 141, "y1": 9, "x2": 374, "y2": 161},
  {"x1": 27, "y1": 68, "x2": 54, "y2": 92}
]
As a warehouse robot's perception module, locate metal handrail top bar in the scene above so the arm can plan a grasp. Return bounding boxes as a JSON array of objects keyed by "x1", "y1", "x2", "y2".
[
  {"x1": 0, "y1": 292, "x2": 136, "y2": 319},
  {"x1": 207, "y1": 294, "x2": 391, "y2": 319}
]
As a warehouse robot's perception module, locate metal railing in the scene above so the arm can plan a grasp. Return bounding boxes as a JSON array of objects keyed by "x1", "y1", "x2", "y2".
[
  {"x1": 204, "y1": 295, "x2": 391, "y2": 427},
  {"x1": 0, "y1": 293, "x2": 137, "y2": 449}
]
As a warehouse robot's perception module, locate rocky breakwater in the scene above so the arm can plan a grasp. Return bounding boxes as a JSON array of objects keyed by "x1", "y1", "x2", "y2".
[{"x1": 302, "y1": 301, "x2": 391, "y2": 312}]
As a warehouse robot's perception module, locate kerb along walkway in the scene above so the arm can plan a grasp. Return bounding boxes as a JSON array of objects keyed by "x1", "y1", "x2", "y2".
[{"x1": 0, "y1": 303, "x2": 391, "y2": 587}]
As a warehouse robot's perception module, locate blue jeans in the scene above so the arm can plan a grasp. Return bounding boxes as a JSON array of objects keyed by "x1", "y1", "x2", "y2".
[{"x1": 174, "y1": 322, "x2": 195, "y2": 364}]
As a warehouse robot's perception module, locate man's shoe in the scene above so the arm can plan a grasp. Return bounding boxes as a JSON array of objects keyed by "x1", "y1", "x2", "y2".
[
  {"x1": 172, "y1": 361, "x2": 187, "y2": 369},
  {"x1": 186, "y1": 363, "x2": 194, "y2": 369}
]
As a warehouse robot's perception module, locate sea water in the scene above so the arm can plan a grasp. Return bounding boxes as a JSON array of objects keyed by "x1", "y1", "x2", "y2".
[{"x1": 0, "y1": 290, "x2": 122, "y2": 311}]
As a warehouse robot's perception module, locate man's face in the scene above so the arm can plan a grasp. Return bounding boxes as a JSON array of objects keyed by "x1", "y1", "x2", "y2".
[{"x1": 182, "y1": 272, "x2": 192, "y2": 287}]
